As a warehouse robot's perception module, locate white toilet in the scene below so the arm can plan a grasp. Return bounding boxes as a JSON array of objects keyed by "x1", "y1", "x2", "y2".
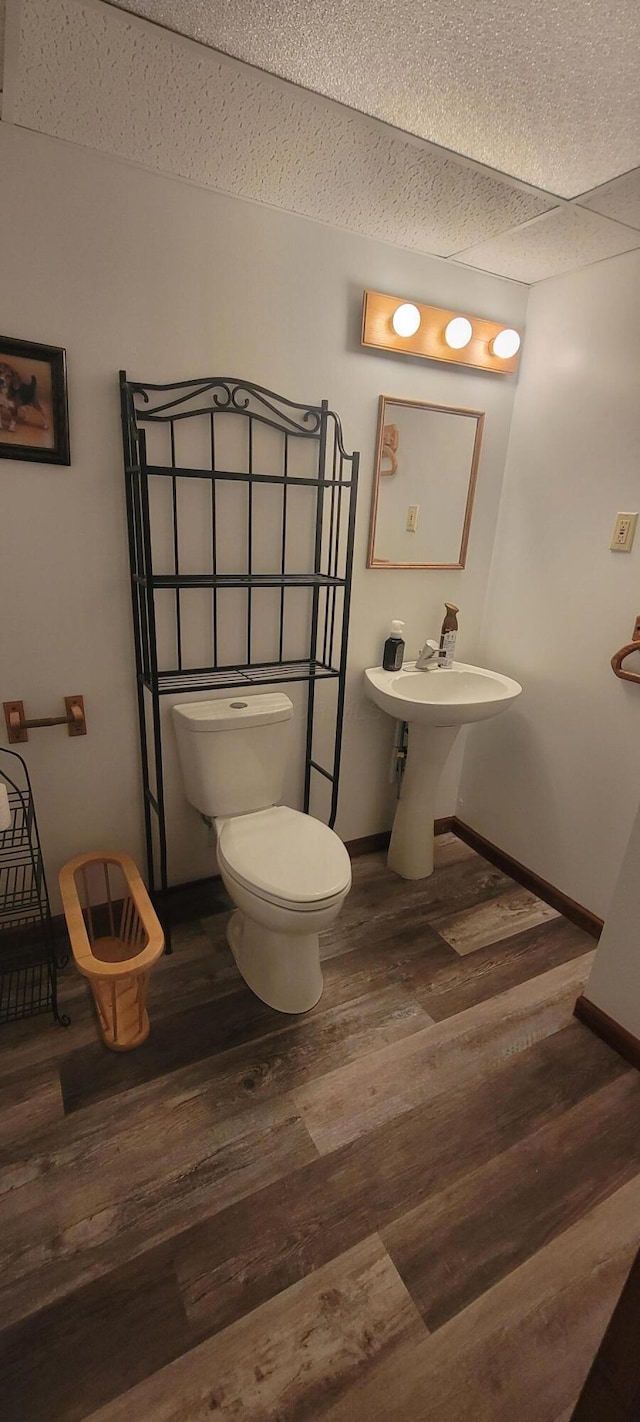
[{"x1": 172, "y1": 693, "x2": 352, "y2": 1013}]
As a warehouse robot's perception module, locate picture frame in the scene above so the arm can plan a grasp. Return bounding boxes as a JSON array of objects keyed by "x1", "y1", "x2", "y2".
[{"x1": 0, "y1": 336, "x2": 70, "y2": 466}]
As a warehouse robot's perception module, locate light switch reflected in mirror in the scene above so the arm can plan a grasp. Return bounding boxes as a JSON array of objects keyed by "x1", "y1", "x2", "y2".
[{"x1": 367, "y1": 396, "x2": 485, "y2": 569}]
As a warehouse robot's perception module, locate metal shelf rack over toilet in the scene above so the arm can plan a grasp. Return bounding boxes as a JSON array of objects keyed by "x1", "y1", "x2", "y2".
[
  {"x1": 0, "y1": 748, "x2": 68, "y2": 1026},
  {"x1": 119, "y1": 374, "x2": 359, "y2": 943}
]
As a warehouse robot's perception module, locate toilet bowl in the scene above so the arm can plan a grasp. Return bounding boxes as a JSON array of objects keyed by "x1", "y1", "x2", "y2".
[
  {"x1": 172, "y1": 693, "x2": 352, "y2": 1014},
  {"x1": 216, "y1": 806, "x2": 351, "y2": 1012}
]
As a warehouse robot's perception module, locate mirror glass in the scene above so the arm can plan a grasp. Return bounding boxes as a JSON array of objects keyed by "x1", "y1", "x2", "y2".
[{"x1": 367, "y1": 397, "x2": 484, "y2": 569}]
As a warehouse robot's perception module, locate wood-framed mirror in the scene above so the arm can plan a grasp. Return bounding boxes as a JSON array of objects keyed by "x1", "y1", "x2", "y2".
[{"x1": 367, "y1": 396, "x2": 485, "y2": 569}]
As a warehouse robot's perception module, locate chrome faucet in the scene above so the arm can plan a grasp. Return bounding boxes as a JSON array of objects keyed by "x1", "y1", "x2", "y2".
[{"x1": 415, "y1": 638, "x2": 441, "y2": 671}]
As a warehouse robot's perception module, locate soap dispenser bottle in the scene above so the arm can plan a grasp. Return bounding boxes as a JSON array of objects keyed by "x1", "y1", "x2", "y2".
[
  {"x1": 383, "y1": 620, "x2": 405, "y2": 671},
  {"x1": 439, "y1": 604, "x2": 459, "y2": 668}
]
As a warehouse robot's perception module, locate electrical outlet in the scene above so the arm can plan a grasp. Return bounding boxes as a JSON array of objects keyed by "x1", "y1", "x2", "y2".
[
  {"x1": 406, "y1": 504, "x2": 419, "y2": 532},
  {"x1": 610, "y1": 513, "x2": 638, "y2": 552}
]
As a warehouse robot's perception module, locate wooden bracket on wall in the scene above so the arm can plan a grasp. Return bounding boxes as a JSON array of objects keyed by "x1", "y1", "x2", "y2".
[
  {"x1": 3, "y1": 696, "x2": 87, "y2": 743},
  {"x1": 611, "y1": 615, "x2": 640, "y2": 685},
  {"x1": 612, "y1": 647, "x2": 640, "y2": 684}
]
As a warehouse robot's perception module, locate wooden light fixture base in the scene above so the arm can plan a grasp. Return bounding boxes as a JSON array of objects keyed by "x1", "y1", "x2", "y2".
[{"x1": 361, "y1": 290, "x2": 521, "y2": 374}]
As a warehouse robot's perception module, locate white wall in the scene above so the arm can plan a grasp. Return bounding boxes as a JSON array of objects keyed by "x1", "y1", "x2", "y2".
[
  {"x1": 0, "y1": 122, "x2": 525, "y2": 905},
  {"x1": 459, "y1": 247, "x2": 640, "y2": 919},
  {"x1": 584, "y1": 798, "x2": 640, "y2": 1035}
]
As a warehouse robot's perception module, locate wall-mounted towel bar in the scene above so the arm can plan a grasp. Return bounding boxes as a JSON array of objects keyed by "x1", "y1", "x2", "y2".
[{"x1": 3, "y1": 696, "x2": 87, "y2": 743}]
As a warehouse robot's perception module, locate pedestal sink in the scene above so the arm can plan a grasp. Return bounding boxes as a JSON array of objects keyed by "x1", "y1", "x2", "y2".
[{"x1": 364, "y1": 660, "x2": 522, "y2": 879}]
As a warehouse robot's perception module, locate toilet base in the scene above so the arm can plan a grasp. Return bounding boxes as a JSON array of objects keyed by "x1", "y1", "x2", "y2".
[{"x1": 227, "y1": 909, "x2": 323, "y2": 1014}]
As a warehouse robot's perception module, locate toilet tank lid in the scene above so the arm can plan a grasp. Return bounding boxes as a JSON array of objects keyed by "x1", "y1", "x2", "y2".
[{"x1": 172, "y1": 693, "x2": 293, "y2": 733}]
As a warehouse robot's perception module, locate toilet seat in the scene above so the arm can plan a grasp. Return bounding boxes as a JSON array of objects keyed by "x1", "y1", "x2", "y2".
[{"x1": 216, "y1": 806, "x2": 351, "y2": 911}]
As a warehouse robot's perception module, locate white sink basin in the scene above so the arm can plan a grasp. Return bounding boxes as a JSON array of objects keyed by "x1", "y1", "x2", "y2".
[
  {"x1": 364, "y1": 660, "x2": 522, "y2": 727},
  {"x1": 364, "y1": 659, "x2": 522, "y2": 881}
]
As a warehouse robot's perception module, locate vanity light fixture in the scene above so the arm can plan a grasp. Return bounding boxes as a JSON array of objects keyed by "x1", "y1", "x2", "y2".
[
  {"x1": 391, "y1": 303, "x2": 421, "y2": 337},
  {"x1": 362, "y1": 290, "x2": 522, "y2": 374},
  {"x1": 444, "y1": 316, "x2": 473, "y2": 350},
  {"x1": 490, "y1": 328, "x2": 521, "y2": 359}
]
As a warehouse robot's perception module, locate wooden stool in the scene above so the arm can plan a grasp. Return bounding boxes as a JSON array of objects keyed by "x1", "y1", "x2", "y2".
[{"x1": 59, "y1": 851, "x2": 164, "y2": 1051}]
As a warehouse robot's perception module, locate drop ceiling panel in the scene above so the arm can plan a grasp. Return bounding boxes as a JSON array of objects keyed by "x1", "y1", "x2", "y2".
[
  {"x1": 5, "y1": 0, "x2": 554, "y2": 258},
  {"x1": 580, "y1": 169, "x2": 640, "y2": 233},
  {"x1": 455, "y1": 206, "x2": 640, "y2": 285},
  {"x1": 105, "y1": 0, "x2": 640, "y2": 198}
]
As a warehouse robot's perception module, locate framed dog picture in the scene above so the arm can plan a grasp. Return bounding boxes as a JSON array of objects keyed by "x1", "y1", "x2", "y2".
[{"x1": 0, "y1": 336, "x2": 70, "y2": 465}]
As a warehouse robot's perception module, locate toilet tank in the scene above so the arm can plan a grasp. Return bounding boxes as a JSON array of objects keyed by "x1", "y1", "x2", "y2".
[{"x1": 172, "y1": 693, "x2": 293, "y2": 818}]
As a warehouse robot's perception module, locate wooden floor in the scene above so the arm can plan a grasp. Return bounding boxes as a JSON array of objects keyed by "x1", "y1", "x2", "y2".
[{"x1": 1, "y1": 832, "x2": 638, "y2": 1421}]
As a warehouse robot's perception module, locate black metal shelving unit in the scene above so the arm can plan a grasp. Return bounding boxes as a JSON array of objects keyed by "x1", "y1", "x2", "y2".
[
  {"x1": 0, "y1": 748, "x2": 68, "y2": 1026},
  {"x1": 119, "y1": 375, "x2": 359, "y2": 945}
]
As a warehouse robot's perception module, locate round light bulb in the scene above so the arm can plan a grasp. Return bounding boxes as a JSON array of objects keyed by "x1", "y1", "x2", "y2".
[
  {"x1": 391, "y1": 303, "x2": 421, "y2": 337},
  {"x1": 491, "y1": 328, "x2": 521, "y2": 359},
  {"x1": 444, "y1": 317, "x2": 473, "y2": 349}
]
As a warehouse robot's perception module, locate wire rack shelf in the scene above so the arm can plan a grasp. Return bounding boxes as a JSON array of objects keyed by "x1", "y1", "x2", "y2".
[
  {"x1": 0, "y1": 749, "x2": 69, "y2": 1026},
  {"x1": 120, "y1": 374, "x2": 359, "y2": 948}
]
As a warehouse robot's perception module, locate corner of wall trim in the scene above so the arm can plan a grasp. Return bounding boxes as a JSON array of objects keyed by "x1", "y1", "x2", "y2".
[
  {"x1": 453, "y1": 818, "x2": 603, "y2": 939},
  {"x1": 574, "y1": 994, "x2": 640, "y2": 1073}
]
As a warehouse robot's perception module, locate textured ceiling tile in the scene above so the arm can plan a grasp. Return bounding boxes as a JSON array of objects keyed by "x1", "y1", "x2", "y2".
[
  {"x1": 6, "y1": 0, "x2": 554, "y2": 258},
  {"x1": 105, "y1": 0, "x2": 640, "y2": 198},
  {"x1": 579, "y1": 168, "x2": 640, "y2": 232},
  {"x1": 454, "y1": 206, "x2": 640, "y2": 284}
]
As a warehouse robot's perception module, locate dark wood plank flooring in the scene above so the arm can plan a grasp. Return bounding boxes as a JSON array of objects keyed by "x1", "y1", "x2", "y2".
[{"x1": 0, "y1": 832, "x2": 636, "y2": 1421}]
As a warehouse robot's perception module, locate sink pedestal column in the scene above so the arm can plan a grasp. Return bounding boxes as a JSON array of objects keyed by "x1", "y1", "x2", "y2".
[{"x1": 387, "y1": 723, "x2": 460, "y2": 879}]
